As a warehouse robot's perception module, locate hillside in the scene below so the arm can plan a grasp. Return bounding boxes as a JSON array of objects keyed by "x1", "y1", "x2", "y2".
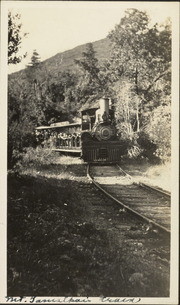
[
  {"x1": 43, "y1": 37, "x2": 112, "y2": 74},
  {"x1": 9, "y1": 37, "x2": 112, "y2": 78}
]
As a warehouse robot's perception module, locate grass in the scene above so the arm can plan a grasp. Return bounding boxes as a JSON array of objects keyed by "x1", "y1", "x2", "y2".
[
  {"x1": 7, "y1": 154, "x2": 170, "y2": 297},
  {"x1": 7, "y1": 173, "x2": 126, "y2": 296},
  {"x1": 121, "y1": 159, "x2": 171, "y2": 192}
]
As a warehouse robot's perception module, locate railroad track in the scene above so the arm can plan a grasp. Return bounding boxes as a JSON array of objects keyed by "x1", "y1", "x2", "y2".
[{"x1": 87, "y1": 164, "x2": 171, "y2": 235}]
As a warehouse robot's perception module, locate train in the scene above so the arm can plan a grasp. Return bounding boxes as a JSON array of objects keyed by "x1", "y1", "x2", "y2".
[{"x1": 35, "y1": 97, "x2": 128, "y2": 163}]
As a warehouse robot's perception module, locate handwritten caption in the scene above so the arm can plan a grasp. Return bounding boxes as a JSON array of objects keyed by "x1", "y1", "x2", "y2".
[{"x1": 5, "y1": 296, "x2": 141, "y2": 304}]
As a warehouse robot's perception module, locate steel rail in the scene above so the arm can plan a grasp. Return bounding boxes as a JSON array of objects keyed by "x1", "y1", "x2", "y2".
[{"x1": 87, "y1": 164, "x2": 170, "y2": 235}]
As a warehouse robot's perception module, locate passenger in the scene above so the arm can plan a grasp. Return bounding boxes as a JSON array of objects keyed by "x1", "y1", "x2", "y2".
[
  {"x1": 57, "y1": 133, "x2": 61, "y2": 147},
  {"x1": 74, "y1": 133, "x2": 78, "y2": 147},
  {"x1": 71, "y1": 134, "x2": 75, "y2": 147},
  {"x1": 49, "y1": 132, "x2": 55, "y2": 146},
  {"x1": 58, "y1": 132, "x2": 63, "y2": 146},
  {"x1": 76, "y1": 134, "x2": 81, "y2": 147},
  {"x1": 65, "y1": 134, "x2": 68, "y2": 147},
  {"x1": 61, "y1": 133, "x2": 65, "y2": 147},
  {"x1": 53, "y1": 132, "x2": 58, "y2": 146},
  {"x1": 60, "y1": 133, "x2": 65, "y2": 147}
]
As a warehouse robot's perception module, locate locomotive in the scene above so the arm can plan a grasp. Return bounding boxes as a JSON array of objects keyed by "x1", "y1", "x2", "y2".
[{"x1": 35, "y1": 97, "x2": 127, "y2": 163}]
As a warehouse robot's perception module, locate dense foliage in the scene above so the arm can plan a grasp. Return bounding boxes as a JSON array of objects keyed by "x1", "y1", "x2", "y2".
[
  {"x1": 108, "y1": 9, "x2": 171, "y2": 161},
  {"x1": 8, "y1": 9, "x2": 171, "y2": 167},
  {"x1": 8, "y1": 12, "x2": 28, "y2": 64}
]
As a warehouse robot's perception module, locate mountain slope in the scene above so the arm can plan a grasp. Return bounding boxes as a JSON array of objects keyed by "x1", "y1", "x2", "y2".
[
  {"x1": 43, "y1": 37, "x2": 112, "y2": 74},
  {"x1": 10, "y1": 37, "x2": 112, "y2": 78}
]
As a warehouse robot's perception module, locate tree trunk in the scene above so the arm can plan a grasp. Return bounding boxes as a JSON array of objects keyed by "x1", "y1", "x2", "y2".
[
  {"x1": 136, "y1": 101, "x2": 140, "y2": 132},
  {"x1": 135, "y1": 67, "x2": 140, "y2": 132},
  {"x1": 135, "y1": 67, "x2": 139, "y2": 95}
]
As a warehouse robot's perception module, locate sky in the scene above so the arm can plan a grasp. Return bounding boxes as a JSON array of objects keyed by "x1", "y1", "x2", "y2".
[{"x1": 2, "y1": 1, "x2": 179, "y2": 74}]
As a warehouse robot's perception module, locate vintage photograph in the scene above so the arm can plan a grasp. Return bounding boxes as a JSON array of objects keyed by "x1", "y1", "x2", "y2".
[{"x1": 0, "y1": 1, "x2": 179, "y2": 304}]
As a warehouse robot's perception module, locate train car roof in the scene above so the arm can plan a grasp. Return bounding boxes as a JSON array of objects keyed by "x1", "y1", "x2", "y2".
[
  {"x1": 36, "y1": 122, "x2": 81, "y2": 130},
  {"x1": 36, "y1": 125, "x2": 52, "y2": 130},
  {"x1": 50, "y1": 122, "x2": 81, "y2": 128}
]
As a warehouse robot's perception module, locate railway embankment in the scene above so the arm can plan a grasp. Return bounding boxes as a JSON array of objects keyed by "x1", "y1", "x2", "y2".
[
  {"x1": 8, "y1": 156, "x2": 170, "y2": 297},
  {"x1": 120, "y1": 159, "x2": 171, "y2": 193}
]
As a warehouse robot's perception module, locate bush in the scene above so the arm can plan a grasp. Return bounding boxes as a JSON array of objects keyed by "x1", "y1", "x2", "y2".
[
  {"x1": 14, "y1": 143, "x2": 58, "y2": 170},
  {"x1": 144, "y1": 105, "x2": 171, "y2": 163},
  {"x1": 137, "y1": 131, "x2": 159, "y2": 163},
  {"x1": 8, "y1": 121, "x2": 37, "y2": 168}
]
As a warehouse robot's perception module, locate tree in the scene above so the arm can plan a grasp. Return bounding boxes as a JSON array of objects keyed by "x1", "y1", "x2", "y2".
[
  {"x1": 114, "y1": 79, "x2": 141, "y2": 139},
  {"x1": 108, "y1": 9, "x2": 171, "y2": 161},
  {"x1": 43, "y1": 71, "x2": 79, "y2": 123},
  {"x1": 75, "y1": 43, "x2": 100, "y2": 82},
  {"x1": 108, "y1": 9, "x2": 171, "y2": 91},
  {"x1": 143, "y1": 105, "x2": 171, "y2": 162},
  {"x1": 27, "y1": 49, "x2": 41, "y2": 67},
  {"x1": 8, "y1": 77, "x2": 38, "y2": 167},
  {"x1": 108, "y1": 9, "x2": 171, "y2": 107},
  {"x1": 26, "y1": 50, "x2": 42, "y2": 91},
  {"x1": 8, "y1": 11, "x2": 28, "y2": 64},
  {"x1": 74, "y1": 43, "x2": 105, "y2": 104}
]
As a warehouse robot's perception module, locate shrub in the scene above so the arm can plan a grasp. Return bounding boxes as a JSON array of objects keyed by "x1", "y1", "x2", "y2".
[
  {"x1": 144, "y1": 105, "x2": 171, "y2": 163},
  {"x1": 15, "y1": 143, "x2": 58, "y2": 170},
  {"x1": 137, "y1": 131, "x2": 159, "y2": 163},
  {"x1": 8, "y1": 121, "x2": 37, "y2": 169}
]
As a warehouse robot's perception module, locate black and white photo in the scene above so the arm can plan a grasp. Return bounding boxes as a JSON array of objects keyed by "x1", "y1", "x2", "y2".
[{"x1": 0, "y1": 1, "x2": 179, "y2": 304}]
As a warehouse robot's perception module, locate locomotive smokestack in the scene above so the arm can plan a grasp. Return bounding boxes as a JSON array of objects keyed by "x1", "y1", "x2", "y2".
[
  {"x1": 95, "y1": 97, "x2": 110, "y2": 123},
  {"x1": 99, "y1": 97, "x2": 109, "y2": 117}
]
